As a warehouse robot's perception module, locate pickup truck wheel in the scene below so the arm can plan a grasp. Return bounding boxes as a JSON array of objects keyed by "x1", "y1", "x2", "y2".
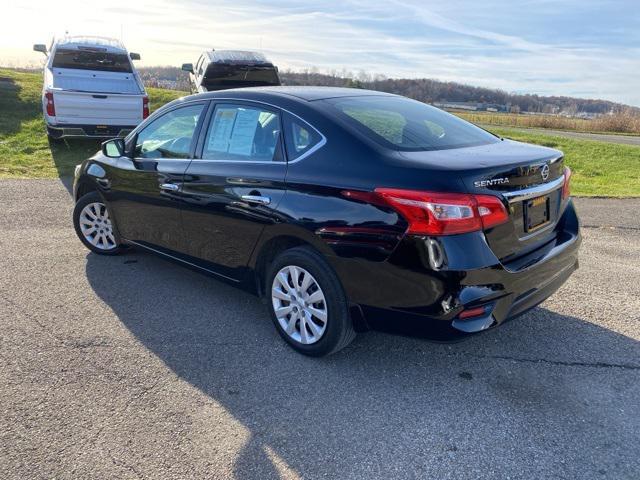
[
  {"x1": 266, "y1": 246, "x2": 356, "y2": 356},
  {"x1": 73, "y1": 192, "x2": 123, "y2": 255}
]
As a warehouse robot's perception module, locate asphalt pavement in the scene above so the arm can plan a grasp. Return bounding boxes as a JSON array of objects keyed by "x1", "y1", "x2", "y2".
[{"x1": 1, "y1": 179, "x2": 638, "y2": 479}]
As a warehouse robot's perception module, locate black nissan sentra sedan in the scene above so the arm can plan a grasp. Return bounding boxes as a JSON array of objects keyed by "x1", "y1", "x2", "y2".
[{"x1": 72, "y1": 87, "x2": 581, "y2": 356}]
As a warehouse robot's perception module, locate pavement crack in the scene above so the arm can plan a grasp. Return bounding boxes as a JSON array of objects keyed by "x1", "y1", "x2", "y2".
[
  {"x1": 581, "y1": 224, "x2": 640, "y2": 231},
  {"x1": 464, "y1": 352, "x2": 640, "y2": 370},
  {"x1": 0, "y1": 296, "x2": 67, "y2": 346},
  {"x1": 108, "y1": 449, "x2": 146, "y2": 479},
  {"x1": 87, "y1": 377, "x2": 165, "y2": 451}
]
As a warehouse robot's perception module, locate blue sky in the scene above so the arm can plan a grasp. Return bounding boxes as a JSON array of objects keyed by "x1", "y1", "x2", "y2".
[{"x1": 3, "y1": 0, "x2": 639, "y2": 105}]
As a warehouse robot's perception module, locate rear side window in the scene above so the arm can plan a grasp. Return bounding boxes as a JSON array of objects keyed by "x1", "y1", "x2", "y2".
[
  {"x1": 283, "y1": 114, "x2": 323, "y2": 161},
  {"x1": 52, "y1": 49, "x2": 133, "y2": 73},
  {"x1": 202, "y1": 104, "x2": 282, "y2": 162},
  {"x1": 325, "y1": 96, "x2": 499, "y2": 151}
]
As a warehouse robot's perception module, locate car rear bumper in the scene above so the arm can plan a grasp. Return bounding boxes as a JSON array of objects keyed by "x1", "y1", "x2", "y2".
[
  {"x1": 47, "y1": 124, "x2": 134, "y2": 139},
  {"x1": 330, "y1": 199, "x2": 581, "y2": 340}
]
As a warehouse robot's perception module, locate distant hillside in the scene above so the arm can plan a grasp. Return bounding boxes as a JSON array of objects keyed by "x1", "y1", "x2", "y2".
[
  {"x1": 135, "y1": 66, "x2": 638, "y2": 116},
  {"x1": 279, "y1": 71, "x2": 638, "y2": 117}
]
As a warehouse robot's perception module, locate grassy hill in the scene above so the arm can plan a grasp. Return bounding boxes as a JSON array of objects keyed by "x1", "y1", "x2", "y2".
[
  {"x1": 0, "y1": 68, "x2": 639, "y2": 196},
  {"x1": 0, "y1": 68, "x2": 184, "y2": 178}
]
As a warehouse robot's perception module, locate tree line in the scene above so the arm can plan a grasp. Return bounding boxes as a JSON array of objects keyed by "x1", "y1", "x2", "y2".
[
  {"x1": 279, "y1": 69, "x2": 636, "y2": 115},
  {"x1": 135, "y1": 66, "x2": 638, "y2": 115}
]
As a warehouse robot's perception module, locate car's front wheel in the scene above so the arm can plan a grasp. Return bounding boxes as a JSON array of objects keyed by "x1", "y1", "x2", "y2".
[
  {"x1": 266, "y1": 246, "x2": 356, "y2": 356},
  {"x1": 73, "y1": 191, "x2": 123, "y2": 255}
]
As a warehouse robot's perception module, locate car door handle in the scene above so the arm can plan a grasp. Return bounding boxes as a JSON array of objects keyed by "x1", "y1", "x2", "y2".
[
  {"x1": 241, "y1": 194, "x2": 271, "y2": 205},
  {"x1": 160, "y1": 183, "x2": 180, "y2": 192}
]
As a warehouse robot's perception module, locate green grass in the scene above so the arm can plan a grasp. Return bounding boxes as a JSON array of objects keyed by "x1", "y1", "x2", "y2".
[
  {"x1": 454, "y1": 110, "x2": 640, "y2": 136},
  {"x1": 489, "y1": 127, "x2": 640, "y2": 197},
  {"x1": 0, "y1": 68, "x2": 638, "y2": 196},
  {"x1": 0, "y1": 68, "x2": 185, "y2": 178}
]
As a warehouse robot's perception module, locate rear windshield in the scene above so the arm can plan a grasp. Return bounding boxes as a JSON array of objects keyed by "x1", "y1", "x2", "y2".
[
  {"x1": 52, "y1": 49, "x2": 132, "y2": 73},
  {"x1": 203, "y1": 65, "x2": 280, "y2": 89},
  {"x1": 324, "y1": 96, "x2": 499, "y2": 151}
]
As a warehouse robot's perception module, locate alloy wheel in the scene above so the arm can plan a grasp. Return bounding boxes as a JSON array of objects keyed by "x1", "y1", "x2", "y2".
[
  {"x1": 79, "y1": 202, "x2": 117, "y2": 251},
  {"x1": 271, "y1": 265, "x2": 328, "y2": 344}
]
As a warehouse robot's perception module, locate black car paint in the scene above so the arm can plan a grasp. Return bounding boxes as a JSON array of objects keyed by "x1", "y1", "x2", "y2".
[{"x1": 74, "y1": 87, "x2": 581, "y2": 340}]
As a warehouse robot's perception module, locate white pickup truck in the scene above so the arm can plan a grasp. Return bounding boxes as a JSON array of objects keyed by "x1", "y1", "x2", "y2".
[{"x1": 33, "y1": 36, "x2": 148, "y2": 139}]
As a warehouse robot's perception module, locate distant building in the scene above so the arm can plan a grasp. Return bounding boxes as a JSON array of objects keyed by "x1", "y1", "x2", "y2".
[
  {"x1": 141, "y1": 77, "x2": 179, "y2": 90},
  {"x1": 157, "y1": 79, "x2": 178, "y2": 89},
  {"x1": 433, "y1": 101, "x2": 509, "y2": 112}
]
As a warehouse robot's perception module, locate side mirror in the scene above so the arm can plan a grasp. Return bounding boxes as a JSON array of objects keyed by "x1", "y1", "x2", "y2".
[
  {"x1": 101, "y1": 138, "x2": 126, "y2": 158},
  {"x1": 181, "y1": 63, "x2": 194, "y2": 73},
  {"x1": 129, "y1": 52, "x2": 141, "y2": 61},
  {"x1": 33, "y1": 44, "x2": 48, "y2": 56}
]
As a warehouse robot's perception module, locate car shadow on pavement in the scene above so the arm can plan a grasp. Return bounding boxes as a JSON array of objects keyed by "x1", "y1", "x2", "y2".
[{"x1": 84, "y1": 249, "x2": 640, "y2": 479}]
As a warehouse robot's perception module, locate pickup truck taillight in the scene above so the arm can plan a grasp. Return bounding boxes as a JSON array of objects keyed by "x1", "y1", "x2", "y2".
[
  {"x1": 562, "y1": 167, "x2": 571, "y2": 200},
  {"x1": 143, "y1": 95, "x2": 149, "y2": 119},
  {"x1": 45, "y1": 92, "x2": 55, "y2": 116}
]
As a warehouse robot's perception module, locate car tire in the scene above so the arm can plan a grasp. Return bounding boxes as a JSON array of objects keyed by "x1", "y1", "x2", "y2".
[
  {"x1": 266, "y1": 246, "x2": 356, "y2": 356},
  {"x1": 73, "y1": 191, "x2": 124, "y2": 255}
]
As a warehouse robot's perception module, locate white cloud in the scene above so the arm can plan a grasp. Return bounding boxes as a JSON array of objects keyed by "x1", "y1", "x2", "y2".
[{"x1": 1, "y1": 0, "x2": 638, "y2": 105}]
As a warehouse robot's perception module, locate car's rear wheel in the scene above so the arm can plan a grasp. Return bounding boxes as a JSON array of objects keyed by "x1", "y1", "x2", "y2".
[
  {"x1": 266, "y1": 246, "x2": 356, "y2": 356},
  {"x1": 73, "y1": 192, "x2": 123, "y2": 255}
]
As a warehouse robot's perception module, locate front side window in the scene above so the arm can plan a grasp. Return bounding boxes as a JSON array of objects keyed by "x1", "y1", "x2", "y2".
[
  {"x1": 52, "y1": 49, "x2": 133, "y2": 73},
  {"x1": 202, "y1": 104, "x2": 281, "y2": 162},
  {"x1": 325, "y1": 96, "x2": 499, "y2": 151},
  {"x1": 134, "y1": 104, "x2": 204, "y2": 159},
  {"x1": 283, "y1": 115, "x2": 323, "y2": 160}
]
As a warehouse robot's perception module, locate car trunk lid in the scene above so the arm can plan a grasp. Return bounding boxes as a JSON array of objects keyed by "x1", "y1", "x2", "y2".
[{"x1": 400, "y1": 139, "x2": 565, "y2": 262}]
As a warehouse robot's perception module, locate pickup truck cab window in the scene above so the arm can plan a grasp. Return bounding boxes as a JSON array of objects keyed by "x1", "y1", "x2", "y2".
[
  {"x1": 134, "y1": 104, "x2": 204, "y2": 159},
  {"x1": 52, "y1": 49, "x2": 133, "y2": 73},
  {"x1": 202, "y1": 104, "x2": 282, "y2": 162}
]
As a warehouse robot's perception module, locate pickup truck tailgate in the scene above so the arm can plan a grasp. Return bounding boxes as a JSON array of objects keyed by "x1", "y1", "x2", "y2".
[{"x1": 53, "y1": 91, "x2": 144, "y2": 126}]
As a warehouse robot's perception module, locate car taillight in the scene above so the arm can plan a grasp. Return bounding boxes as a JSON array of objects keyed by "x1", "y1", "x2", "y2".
[
  {"x1": 562, "y1": 166, "x2": 571, "y2": 200},
  {"x1": 371, "y1": 188, "x2": 509, "y2": 236},
  {"x1": 45, "y1": 91, "x2": 55, "y2": 116},
  {"x1": 142, "y1": 95, "x2": 149, "y2": 119}
]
